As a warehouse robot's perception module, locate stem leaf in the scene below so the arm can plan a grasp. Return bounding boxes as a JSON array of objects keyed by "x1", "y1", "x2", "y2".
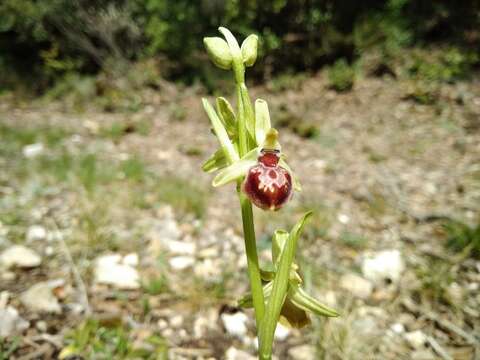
[{"x1": 259, "y1": 211, "x2": 312, "y2": 358}]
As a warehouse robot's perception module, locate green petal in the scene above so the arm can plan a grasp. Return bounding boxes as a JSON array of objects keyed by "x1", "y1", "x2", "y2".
[
  {"x1": 279, "y1": 157, "x2": 302, "y2": 192},
  {"x1": 216, "y1": 97, "x2": 237, "y2": 137},
  {"x1": 259, "y1": 212, "x2": 312, "y2": 358},
  {"x1": 255, "y1": 99, "x2": 271, "y2": 146},
  {"x1": 212, "y1": 147, "x2": 259, "y2": 187},
  {"x1": 202, "y1": 148, "x2": 227, "y2": 173},
  {"x1": 289, "y1": 283, "x2": 339, "y2": 318},
  {"x1": 202, "y1": 98, "x2": 238, "y2": 164}
]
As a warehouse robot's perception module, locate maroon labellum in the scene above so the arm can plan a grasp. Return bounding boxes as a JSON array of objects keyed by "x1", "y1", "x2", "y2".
[{"x1": 242, "y1": 150, "x2": 293, "y2": 211}]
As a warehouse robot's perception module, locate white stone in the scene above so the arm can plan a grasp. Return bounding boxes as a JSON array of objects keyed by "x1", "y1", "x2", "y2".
[
  {"x1": 26, "y1": 225, "x2": 47, "y2": 242},
  {"x1": 94, "y1": 254, "x2": 140, "y2": 290},
  {"x1": 169, "y1": 256, "x2": 195, "y2": 270},
  {"x1": 0, "y1": 306, "x2": 29, "y2": 338},
  {"x1": 193, "y1": 258, "x2": 221, "y2": 280},
  {"x1": 225, "y1": 346, "x2": 256, "y2": 360},
  {"x1": 404, "y1": 330, "x2": 427, "y2": 349},
  {"x1": 361, "y1": 250, "x2": 404, "y2": 284},
  {"x1": 170, "y1": 315, "x2": 183, "y2": 328},
  {"x1": 338, "y1": 213, "x2": 350, "y2": 224},
  {"x1": 287, "y1": 344, "x2": 315, "y2": 360},
  {"x1": 221, "y1": 311, "x2": 249, "y2": 338},
  {"x1": 390, "y1": 323, "x2": 405, "y2": 334},
  {"x1": 274, "y1": 323, "x2": 290, "y2": 341},
  {"x1": 20, "y1": 281, "x2": 62, "y2": 314},
  {"x1": 0, "y1": 245, "x2": 42, "y2": 269},
  {"x1": 340, "y1": 273, "x2": 373, "y2": 299},
  {"x1": 123, "y1": 253, "x2": 139, "y2": 267},
  {"x1": 166, "y1": 240, "x2": 196, "y2": 255},
  {"x1": 22, "y1": 143, "x2": 44, "y2": 158}
]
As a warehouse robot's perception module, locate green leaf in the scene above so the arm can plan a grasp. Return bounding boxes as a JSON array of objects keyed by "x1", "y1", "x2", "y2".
[
  {"x1": 202, "y1": 148, "x2": 227, "y2": 173},
  {"x1": 255, "y1": 99, "x2": 271, "y2": 146},
  {"x1": 259, "y1": 211, "x2": 312, "y2": 358},
  {"x1": 289, "y1": 283, "x2": 339, "y2": 317},
  {"x1": 279, "y1": 157, "x2": 302, "y2": 192},
  {"x1": 212, "y1": 147, "x2": 259, "y2": 187},
  {"x1": 216, "y1": 97, "x2": 237, "y2": 137},
  {"x1": 272, "y1": 230, "x2": 288, "y2": 265},
  {"x1": 202, "y1": 98, "x2": 238, "y2": 164}
]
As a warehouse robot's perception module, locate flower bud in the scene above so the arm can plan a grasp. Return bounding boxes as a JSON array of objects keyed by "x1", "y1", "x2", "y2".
[
  {"x1": 241, "y1": 34, "x2": 258, "y2": 67},
  {"x1": 242, "y1": 150, "x2": 293, "y2": 211},
  {"x1": 203, "y1": 37, "x2": 233, "y2": 70}
]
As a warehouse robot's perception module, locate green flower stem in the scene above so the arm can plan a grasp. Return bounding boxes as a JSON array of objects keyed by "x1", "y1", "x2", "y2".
[
  {"x1": 229, "y1": 45, "x2": 266, "y2": 336},
  {"x1": 238, "y1": 191, "x2": 265, "y2": 327}
]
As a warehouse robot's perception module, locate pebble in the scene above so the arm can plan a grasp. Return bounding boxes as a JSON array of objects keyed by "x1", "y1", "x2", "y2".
[
  {"x1": 287, "y1": 344, "x2": 315, "y2": 360},
  {"x1": 390, "y1": 323, "x2": 405, "y2": 335},
  {"x1": 169, "y1": 256, "x2": 195, "y2": 270},
  {"x1": 26, "y1": 225, "x2": 48, "y2": 242},
  {"x1": 0, "y1": 306, "x2": 30, "y2": 337},
  {"x1": 20, "y1": 281, "x2": 62, "y2": 314},
  {"x1": 404, "y1": 330, "x2": 427, "y2": 349},
  {"x1": 193, "y1": 258, "x2": 222, "y2": 280},
  {"x1": 361, "y1": 250, "x2": 404, "y2": 284},
  {"x1": 221, "y1": 311, "x2": 249, "y2": 338},
  {"x1": 225, "y1": 347, "x2": 256, "y2": 360},
  {"x1": 274, "y1": 323, "x2": 290, "y2": 341},
  {"x1": 340, "y1": 273, "x2": 373, "y2": 299},
  {"x1": 0, "y1": 245, "x2": 42, "y2": 269},
  {"x1": 22, "y1": 143, "x2": 44, "y2": 158},
  {"x1": 94, "y1": 254, "x2": 140, "y2": 289},
  {"x1": 166, "y1": 240, "x2": 196, "y2": 255},
  {"x1": 170, "y1": 315, "x2": 183, "y2": 328}
]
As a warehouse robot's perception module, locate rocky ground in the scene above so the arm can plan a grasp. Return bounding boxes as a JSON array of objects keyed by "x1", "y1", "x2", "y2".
[{"x1": 0, "y1": 70, "x2": 479, "y2": 359}]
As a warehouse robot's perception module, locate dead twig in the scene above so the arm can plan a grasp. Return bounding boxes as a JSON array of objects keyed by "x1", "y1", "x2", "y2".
[
  {"x1": 50, "y1": 219, "x2": 92, "y2": 316},
  {"x1": 426, "y1": 336, "x2": 453, "y2": 360}
]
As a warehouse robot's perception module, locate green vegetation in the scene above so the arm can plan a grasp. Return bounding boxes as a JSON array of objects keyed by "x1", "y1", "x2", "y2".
[
  {"x1": 61, "y1": 319, "x2": 168, "y2": 359},
  {"x1": 1, "y1": 0, "x2": 478, "y2": 91},
  {"x1": 327, "y1": 59, "x2": 356, "y2": 92},
  {"x1": 444, "y1": 220, "x2": 480, "y2": 259}
]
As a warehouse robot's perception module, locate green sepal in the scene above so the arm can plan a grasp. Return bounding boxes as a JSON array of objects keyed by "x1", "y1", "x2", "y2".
[
  {"x1": 289, "y1": 283, "x2": 339, "y2": 318},
  {"x1": 202, "y1": 98, "x2": 238, "y2": 164},
  {"x1": 255, "y1": 99, "x2": 272, "y2": 146},
  {"x1": 239, "y1": 83, "x2": 256, "y2": 147},
  {"x1": 238, "y1": 281, "x2": 273, "y2": 308},
  {"x1": 212, "y1": 147, "x2": 259, "y2": 187},
  {"x1": 259, "y1": 212, "x2": 313, "y2": 358},
  {"x1": 279, "y1": 157, "x2": 302, "y2": 192},
  {"x1": 203, "y1": 37, "x2": 233, "y2": 70},
  {"x1": 202, "y1": 148, "x2": 227, "y2": 173},
  {"x1": 241, "y1": 34, "x2": 258, "y2": 67},
  {"x1": 216, "y1": 97, "x2": 237, "y2": 138}
]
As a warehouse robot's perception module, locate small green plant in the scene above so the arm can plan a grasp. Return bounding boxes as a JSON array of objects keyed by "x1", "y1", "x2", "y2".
[
  {"x1": 59, "y1": 319, "x2": 168, "y2": 359},
  {"x1": 444, "y1": 220, "x2": 480, "y2": 259},
  {"x1": 202, "y1": 27, "x2": 338, "y2": 359},
  {"x1": 327, "y1": 59, "x2": 356, "y2": 92}
]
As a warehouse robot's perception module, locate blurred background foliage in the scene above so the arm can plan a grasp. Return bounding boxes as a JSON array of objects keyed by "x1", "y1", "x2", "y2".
[{"x1": 1, "y1": 0, "x2": 479, "y2": 93}]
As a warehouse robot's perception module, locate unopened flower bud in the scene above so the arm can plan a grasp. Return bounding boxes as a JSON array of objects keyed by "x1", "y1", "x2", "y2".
[
  {"x1": 203, "y1": 37, "x2": 233, "y2": 70},
  {"x1": 243, "y1": 149, "x2": 293, "y2": 211},
  {"x1": 241, "y1": 34, "x2": 258, "y2": 67}
]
